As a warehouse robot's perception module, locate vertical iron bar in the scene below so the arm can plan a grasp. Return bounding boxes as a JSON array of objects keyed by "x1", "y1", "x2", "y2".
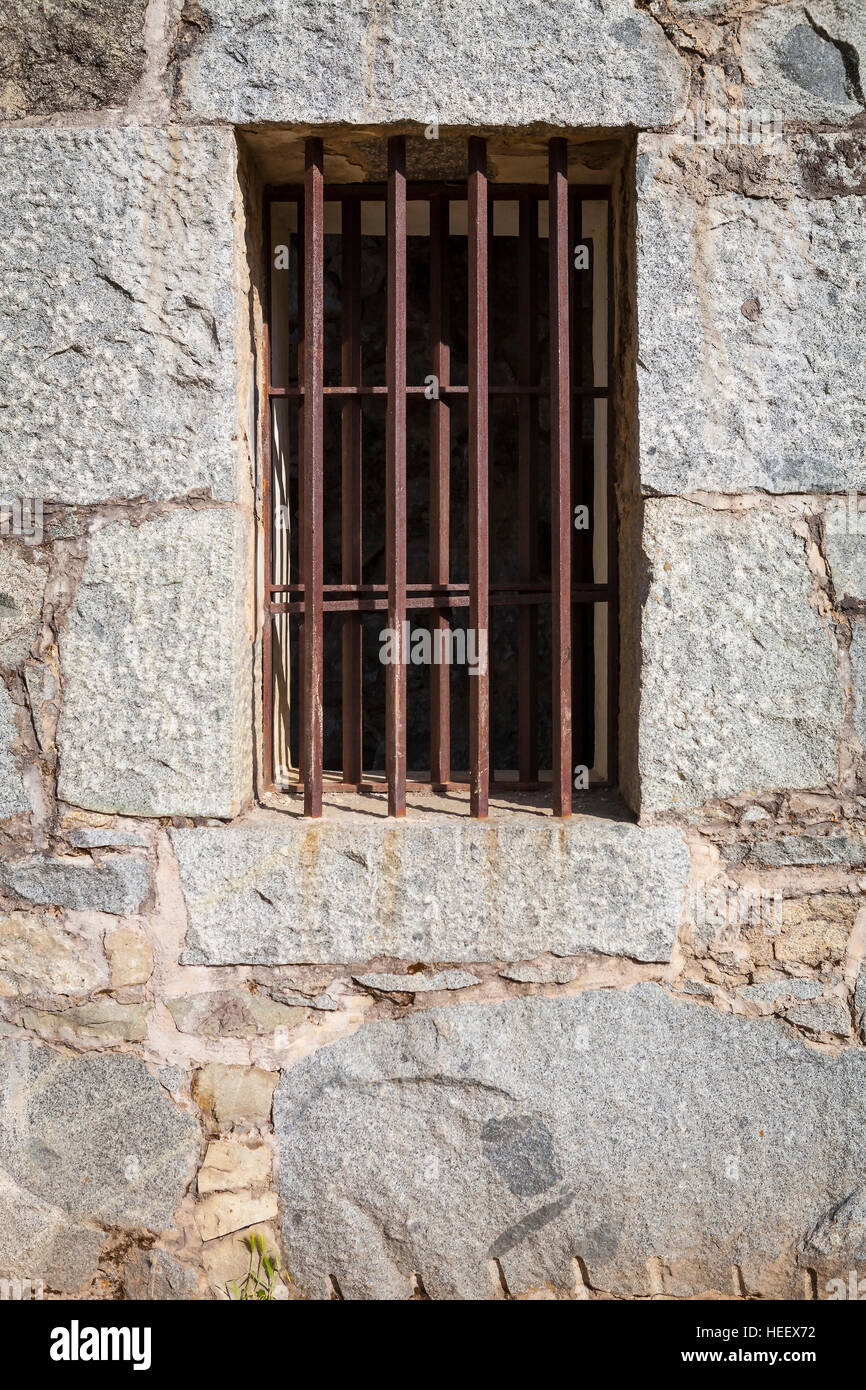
[
  {"x1": 262, "y1": 196, "x2": 275, "y2": 791},
  {"x1": 517, "y1": 191, "x2": 538, "y2": 783},
  {"x1": 386, "y1": 136, "x2": 408, "y2": 817},
  {"x1": 468, "y1": 136, "x2": 489, "y2": 818},
  {"x1": 296, "y1": 215, "x2": 306, "y2": 776},
  {"x1": 571, "y1": 194, "x2": 593, "y2": 774},
  {"x1": 429, "y1": 192, "x2": 451, "y2": 787},
  {"x1": 302, "y1": 137, "x2": 324, "y2": 817},
  {"x1": 606, "y1": 194, "x2": 619, "y2": 787},
  {"x1": 549, "y1": 137, "x2": 572, "y2": 817},
  {"x1": 341, "y1": 197, "x2": 363, "y2": 785}
]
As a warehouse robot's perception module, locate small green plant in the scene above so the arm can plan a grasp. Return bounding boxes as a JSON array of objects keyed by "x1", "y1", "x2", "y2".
[{"x1": 224, "y1": 1232, "x2": 293, "y2": 1301}]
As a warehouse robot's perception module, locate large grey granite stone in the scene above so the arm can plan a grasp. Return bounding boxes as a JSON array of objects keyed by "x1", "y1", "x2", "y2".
[
  {"x1": 0, "y1": 0, "x2": 148, "y2": 118},
  {"x1": 0, "y1": 128, "x2": 240, "y2": 503},
  {"x1": 637, "y1": 136, "x2": 866, "y2": 493},
  {"x1": 637, "y1": 501, "x2": 842, "y2": 811},
  {"x1": 0, "y1": 855, "x2": 149, "y2": 915},
  {"x1": 0, "y1": 1042, "x2": 200, "y2": 1289},
  {"x1": 173, "y1": 0, "x2": 688, "y2": 127},
  {"x1": 57, "y1": 509, "x2": 251, "y2": 819},
  {"x1": 173, "y1": 817, "x2": 689, "y2": 965},
  {"x1": 0, "y1": 686, "x2": 26, "y2": 822},
  {"x1": 274, "y1": 984, "x2": 866, "y2": 1299},
  {"x1": 740, "y1": 2, "x2": 866, "y2": 126}
]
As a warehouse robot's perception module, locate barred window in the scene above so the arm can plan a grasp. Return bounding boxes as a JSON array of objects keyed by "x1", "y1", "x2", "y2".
[{"x1": 263, "y1": 135, "x2": 616, "y2": 818}]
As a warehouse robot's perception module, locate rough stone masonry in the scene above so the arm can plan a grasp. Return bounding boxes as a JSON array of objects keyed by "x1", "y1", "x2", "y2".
[{"x1": 0, "y1": 0, "x2": 864, "y2": 1300}]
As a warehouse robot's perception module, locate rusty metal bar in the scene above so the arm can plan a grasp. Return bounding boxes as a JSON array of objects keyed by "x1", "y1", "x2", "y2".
[
  {"x1": 549, "y1": 137, "x2": 572, "y2": 817},
  {"x1": 296, "y1": 212, "x2": 306, "y2": 779},
  {"x1": 341, "y1": 198, "x2": 363, "y2": 786},
  {"x1": 302, "y1": 137, "x2": 324, "y2": 818},
  {"x1": 386, "y1": 136, "x2": 407, "y2": 817},
  {"x1": 468, "y1": 136, "x2": 489, "y2": 819},
  {"x1": 517, "y1": 191, "x2": 539, "y2": 783},
  {"x1": 429, "y1": 192, "x2": 451, "y2": 787},
  {"x1": 262, "y1": 198, "x2": 275, "y2": 791},
  {"x1": 606, "y1": 194, "x2": 619, "y2": 786},
  {"x1": 269, "y1": 384, "x2": 609, "y2": 399}
]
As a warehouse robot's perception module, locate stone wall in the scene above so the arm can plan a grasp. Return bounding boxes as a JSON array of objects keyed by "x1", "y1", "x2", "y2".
[{"x1": 0, "y1": 0, "x2": 864, "y2": 1300}]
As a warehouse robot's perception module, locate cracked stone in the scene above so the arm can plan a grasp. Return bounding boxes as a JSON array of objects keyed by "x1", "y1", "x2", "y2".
[
  {"x1": 0, "y1": 855, "x2": 149, "y2": 914},
  {"x1": 195, "y1": 1064, "x2": 277, "y2": 1129},
  {"x1": 353, "y1": 970, "x2": 481, "y2": 993},
  {"x1": 499, "y1": 962, "x2": 579, "y2": 985},
  {"x1": 167, "y1": 990, "x2": 305, "y2": 1039},
  {"x1": 741, "y1": 977, "x2": 824, "y2": 1004},
  {"x1": 0, "y1": 1043, "x2": 200, "y2": 1231},
  {"x1": 0, "y1": 0, "x2": 148, "y2": 117},
  {"x1": 21, "y1": 1000, "x2": 150, "y2": 1044},
  {"x1": 274, "y1": 984, "x2": 866, "y2": 1299},
  {"x1": 198, "y1": 1139, "x2": 271, "y2": 1195},
  {"x1": 0, "y1": 911, "x2": 108, "y2": 998},
  {"x1": 740, "y1": 2, "x2": 866, "y2": 125},
  {"x1": 784, "y1": 997, "x2": 852, "y2": 1037},
  {"x1": 173, "y1": 818, "x2": 689, "y2": 965},
  {"x1": 195, "y1": 1191, "x2": 279, "y2": 1241}
]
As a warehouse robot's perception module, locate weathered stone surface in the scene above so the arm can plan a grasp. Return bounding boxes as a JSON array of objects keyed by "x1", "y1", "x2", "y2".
[
  {"x1": 749, "y1": 835, "x2": 866, "y2": 867},
  {"x1": 0, "y1": 911, "x2": 108, "y2": 999},
  {"x1": 274, "y1": 985, "x2": 866, "y2": 1299},
  {"x1": 0, "y1": 128, "x2": 240, "y2": 503},
  {"x1": 741, "y1": 977, "x2": 823, "y2": 1004},
  {"x1": 825, "y1": 504, "x2": 866, "y2": 602},
  {"x1": 856, "y1": 965, "x2": 866, "y2": 1041},
  {"x1": 68, "y1": 827, "x2": 149, "y2": 849},
  {"x1": 119, "y1": 1246, "x2": 201, "y2": 1301},
  {"x1": 21, "y1": 1001, "x2": 149, "y2": 1045},
  {"x1": 785, "y1": 997, "x2": 851, "y2": 1036},
  {"x1": 0, "y1": 855, "x2": 149, "y2": 914},
  {"x1": 775, "y1": 895, "x2": 856, "y2": 969},
  {"x1": 198, "y1": 1139, "x2": 271, "y2": 1195},
  {"x1": 0, "y1": 686, "x2": 27, "y2": 821},
  {"x1": 174, "y1": 0, "x2": 689, "y2": 128},
  {"x1": 740, "y1": 1, "x2": 866, "y2": 126},
  {"x1": 500, "y1": 962, "x2": 579, "y2": 985},
  {"x1": 0, "y1": 1168, "x2": 105, "y2": 1295},
  {"x1": 850, "y1": 624, "x2": 866, "y2": 753},
  {"x1": 195, "y1": 1192, "x2": 279, "y2": 1241},
  {"x1": 174, "y1": 818, "x2": 688, "y2": 965},
  {"x1": 353, "y1": 970, "x2": 481, "y2": 993},
  {"x1": 637, "y1": 137, "x2": 866, "y2": 492},
  {"x1": 195, "y1": 1064, "x2": 276, "y2": 1129},
  {"x1": 106, "y1": 928, "x2": 153, "y2": 988},
  {"x1": 0, "y1": 0, "x2": 148, "y2": 117},
  {"x1": 0, "y1": 546, "x2": 47, "y2": 667},
  {"x1": 804, "y1": 1185, "x2": 866, "y2": 1263},
  {"x1": 57, "y1": 509, "x2": 251, "y2": 819},
  {"x1": 167, "y1": 990, "x2": 305, "y2": 1039},
  {"x1": 201, "y1": 1222, "x2": 282, "y2": 1294},
  {"x1": 0, "y1": 1043, "x2": 200, "y2": 1231},
  {"x1": 637, "y1": 502, "x2": 841, "y2": 811}
]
